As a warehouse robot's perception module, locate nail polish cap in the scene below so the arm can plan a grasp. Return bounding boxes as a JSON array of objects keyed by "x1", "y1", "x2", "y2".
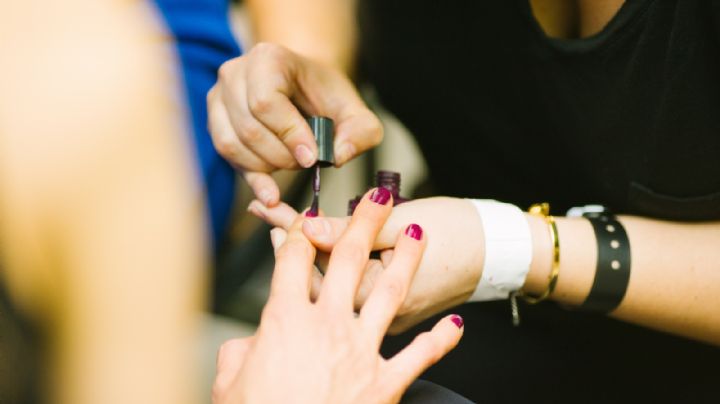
[
  {"x1": 307, "y1": 116, "x2": 334, "y2": 167},
  {"x1": 376, "y1": 170, "x2": 401, "y2": 198}
]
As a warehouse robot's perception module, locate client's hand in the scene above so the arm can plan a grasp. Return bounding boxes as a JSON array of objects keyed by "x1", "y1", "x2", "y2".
[
  {"x1": 248, "y1": 197, "x2": 483, "y2": 334},
  {"x1": 207, "y1": 43, "x2": 382, "y2": 206},
  {"x1": 213, "y1": 189, "x2": 464, "y2": 404}
]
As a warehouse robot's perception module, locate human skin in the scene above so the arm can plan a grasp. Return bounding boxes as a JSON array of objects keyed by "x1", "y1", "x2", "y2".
[
  {"x1": 207, "y1": 42, "x2": 383, "y2": 208},
  {"x1": 250, "y1": 198, "x2": 720, "y2": 346},
  {"x1": 0, "y1": 2, "x2": 205, "y2": 403},
  {"x1": 213, "y1": 189, "x2": 464, "y2": 404}
]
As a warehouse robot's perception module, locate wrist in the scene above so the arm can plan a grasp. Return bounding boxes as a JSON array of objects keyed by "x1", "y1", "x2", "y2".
[
  {"x1": 466, "y1": 200, "x2": 532, "y2": 301},
  {"x1": 522, "y1": 213, "x2": 553, "y2": 296},
  {"x1": 522, "y1": 215, "x2": 596, "y2": 305}
]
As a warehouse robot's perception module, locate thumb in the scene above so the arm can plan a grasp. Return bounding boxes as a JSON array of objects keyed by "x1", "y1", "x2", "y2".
[
  {"x1": 214, "y1": 336, "x2": 255, "y2": 393},
  {"x1": 333, "y1": 110, "x2": 384, "y2": 166}
]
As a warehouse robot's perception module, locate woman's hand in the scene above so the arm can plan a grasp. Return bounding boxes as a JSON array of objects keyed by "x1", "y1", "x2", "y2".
[
  {"x1": 249, "y1": 197, "x2": 485, "y2": 334},
  {"x1": 213, "y1": 190, "x2": 464, "y2": 404},
  {"x1": 207, "y1": 43, "x2": 382, "y2": 206}
]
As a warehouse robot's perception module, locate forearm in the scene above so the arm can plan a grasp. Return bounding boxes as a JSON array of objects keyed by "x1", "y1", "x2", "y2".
[
  {"x1": 246, "y1": 0, "x2": 356, "y2": 72},
  {"x1": 524, "y1": 214, "x2": 720, "y2": 345}
]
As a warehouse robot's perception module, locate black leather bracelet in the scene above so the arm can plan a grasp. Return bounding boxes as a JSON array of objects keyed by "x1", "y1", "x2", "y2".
[{"x1": 579, "y1": 210, "x2": 631, "y2": 313}]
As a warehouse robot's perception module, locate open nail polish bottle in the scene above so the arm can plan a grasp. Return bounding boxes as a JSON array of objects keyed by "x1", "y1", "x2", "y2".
[{"x1": 347, "y1": 170, "x2": 410, "y2": 214}]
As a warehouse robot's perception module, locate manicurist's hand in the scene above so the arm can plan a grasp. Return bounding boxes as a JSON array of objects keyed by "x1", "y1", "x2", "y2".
[
  {"x1": 248, "y1": 196, "x2": 485, "y2": 333},
  {"x1": 207, "y1": 43, "x2": 382, "y2": 206},
  {"x1": 213, "y1": 189, "x2": 464, "y2": 404}
]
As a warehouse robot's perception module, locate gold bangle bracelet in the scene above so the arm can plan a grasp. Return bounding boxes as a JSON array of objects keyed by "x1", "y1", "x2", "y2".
[{"x1": 519, "y1": 203, "x2": 560, "y2": 304}]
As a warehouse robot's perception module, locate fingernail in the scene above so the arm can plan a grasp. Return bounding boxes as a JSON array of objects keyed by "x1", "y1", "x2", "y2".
[
  {"x1": 305, "y1": 209, "x2": 318, "y2": 217},
  {"x1": 369, "y1": 187, "x2": 391, "y2": 205},
  {"x1": 336, "y1": 142, "x2": 356, "y2": 164},
  {"x1": 270, "y1": 228, "x2": 281, "y2": 247},
  {"x1": 405, "y1": 223, "x2": 423, "y2": 240},
  {"x1": 294, "y1": 144, "x2": 316, "y2": 168},
  {"x1": 247, "y1": 201, "x2": 266, "y2": 219},
  {"x1": 450, "y1": 314, "x2": 464, "y2": 329},
  {"x1": 259, "y1": 190, "x2": 273, "y2": 205}
]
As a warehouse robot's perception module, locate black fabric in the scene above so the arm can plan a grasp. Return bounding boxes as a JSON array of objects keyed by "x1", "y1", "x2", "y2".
[
  {"x1": 359, "y1": 0, "x2": 720, "y2": 402},
  {"x1": 402, "y1": 380, "x2": 474, "y2": 404}
]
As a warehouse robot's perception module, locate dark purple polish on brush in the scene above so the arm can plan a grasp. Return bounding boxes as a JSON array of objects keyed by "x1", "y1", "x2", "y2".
[
  {"x1": 306, "y1": 116, "x2": 334, "y2": 217},
  {"x1": 309, "y1": 164, "x2": 321, "y2": 216}
]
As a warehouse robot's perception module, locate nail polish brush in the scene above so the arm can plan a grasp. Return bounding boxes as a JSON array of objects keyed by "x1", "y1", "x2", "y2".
[{"x1": 306, "y1": 116, "x2": 334, "y2": 217}]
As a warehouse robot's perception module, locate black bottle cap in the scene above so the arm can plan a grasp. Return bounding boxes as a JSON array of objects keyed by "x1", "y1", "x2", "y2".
[{"x1": 307, "y1": 116, "x2": 334, "y2": 167}]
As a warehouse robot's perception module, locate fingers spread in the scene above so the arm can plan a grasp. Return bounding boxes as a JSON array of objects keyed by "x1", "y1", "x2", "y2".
[
  {"x1": 352, "y1": 259, "x2": 385, "y2": 311},
  {"x1": 384, "y1": 314, "x2": 464, "y2": 391},
  {"x1": 317, "y1": 188, "x2": 393, "y2": 311},
  {"x1": 360, "y1": 224, "x2": 425, "y2": 341},
  {"x1": 309, "y1": 266, "x2": 324, "y2": 303}
]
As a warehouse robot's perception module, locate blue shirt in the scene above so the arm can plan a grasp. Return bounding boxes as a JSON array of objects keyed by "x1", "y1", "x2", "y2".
[{"x1": 154, "y1": 0, "x2": 241, "y2": 246}]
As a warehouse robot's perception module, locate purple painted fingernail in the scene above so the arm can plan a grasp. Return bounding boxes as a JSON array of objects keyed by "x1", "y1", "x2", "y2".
[
  {"x1": 450, "y1": 314, "x2": 464, "y2": 329},
  {"x1": 369, "y1": 187, "x2": 391, "y2": 205},
  {"x1": 405, "y1": 224, "x2": 423, "y2": 240},
  {"x1": 305, "y1": 209, "x2": 318, "y2": 217}
]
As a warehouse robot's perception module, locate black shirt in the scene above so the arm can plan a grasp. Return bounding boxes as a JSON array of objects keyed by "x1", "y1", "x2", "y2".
[{"x1": 359, "y1": 0, "x2": 720, "y2": 402}]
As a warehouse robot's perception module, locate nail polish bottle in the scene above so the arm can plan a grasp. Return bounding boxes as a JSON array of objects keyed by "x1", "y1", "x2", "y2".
[
  {"x1": 347, "y1": 170, "x2": 410, "y2": 214},
  {"x1": 348, "y1": 195, "x2": 362, "y2": 215},
  {"x1": 376, "y1": 170, "x2": 409, "y2": 205}
]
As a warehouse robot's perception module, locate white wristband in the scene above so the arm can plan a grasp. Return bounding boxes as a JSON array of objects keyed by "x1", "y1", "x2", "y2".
[{"x1": 467, "y1": 200, "x2": 533, "y2": 302}]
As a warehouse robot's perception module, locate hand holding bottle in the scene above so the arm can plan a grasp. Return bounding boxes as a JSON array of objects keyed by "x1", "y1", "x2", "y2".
[{"x1": 207, "y1": 43, "x2": 382, "y2": 207}]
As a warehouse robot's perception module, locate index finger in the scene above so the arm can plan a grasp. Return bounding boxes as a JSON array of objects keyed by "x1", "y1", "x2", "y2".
[
  {"x1": 245, "y1": 44, "x2": 317, "y2": 168},
  {"x1": 269, "y1": 214, "x2": 316, "y2": 302}
]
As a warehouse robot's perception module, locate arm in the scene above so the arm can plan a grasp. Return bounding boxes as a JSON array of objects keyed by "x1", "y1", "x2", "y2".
[
  {"x1": 0, "y1": 2, "x2": 205, "y2": 403},
  {"x1": 526, "y1": 215, "x2": 720, "y2": 345},
  {"x1": 246, "y1": 0, "x2": 357, "y2": 72},
  {"x1": 249, "y1": 198, "x2": 720, "y2": 345}
]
